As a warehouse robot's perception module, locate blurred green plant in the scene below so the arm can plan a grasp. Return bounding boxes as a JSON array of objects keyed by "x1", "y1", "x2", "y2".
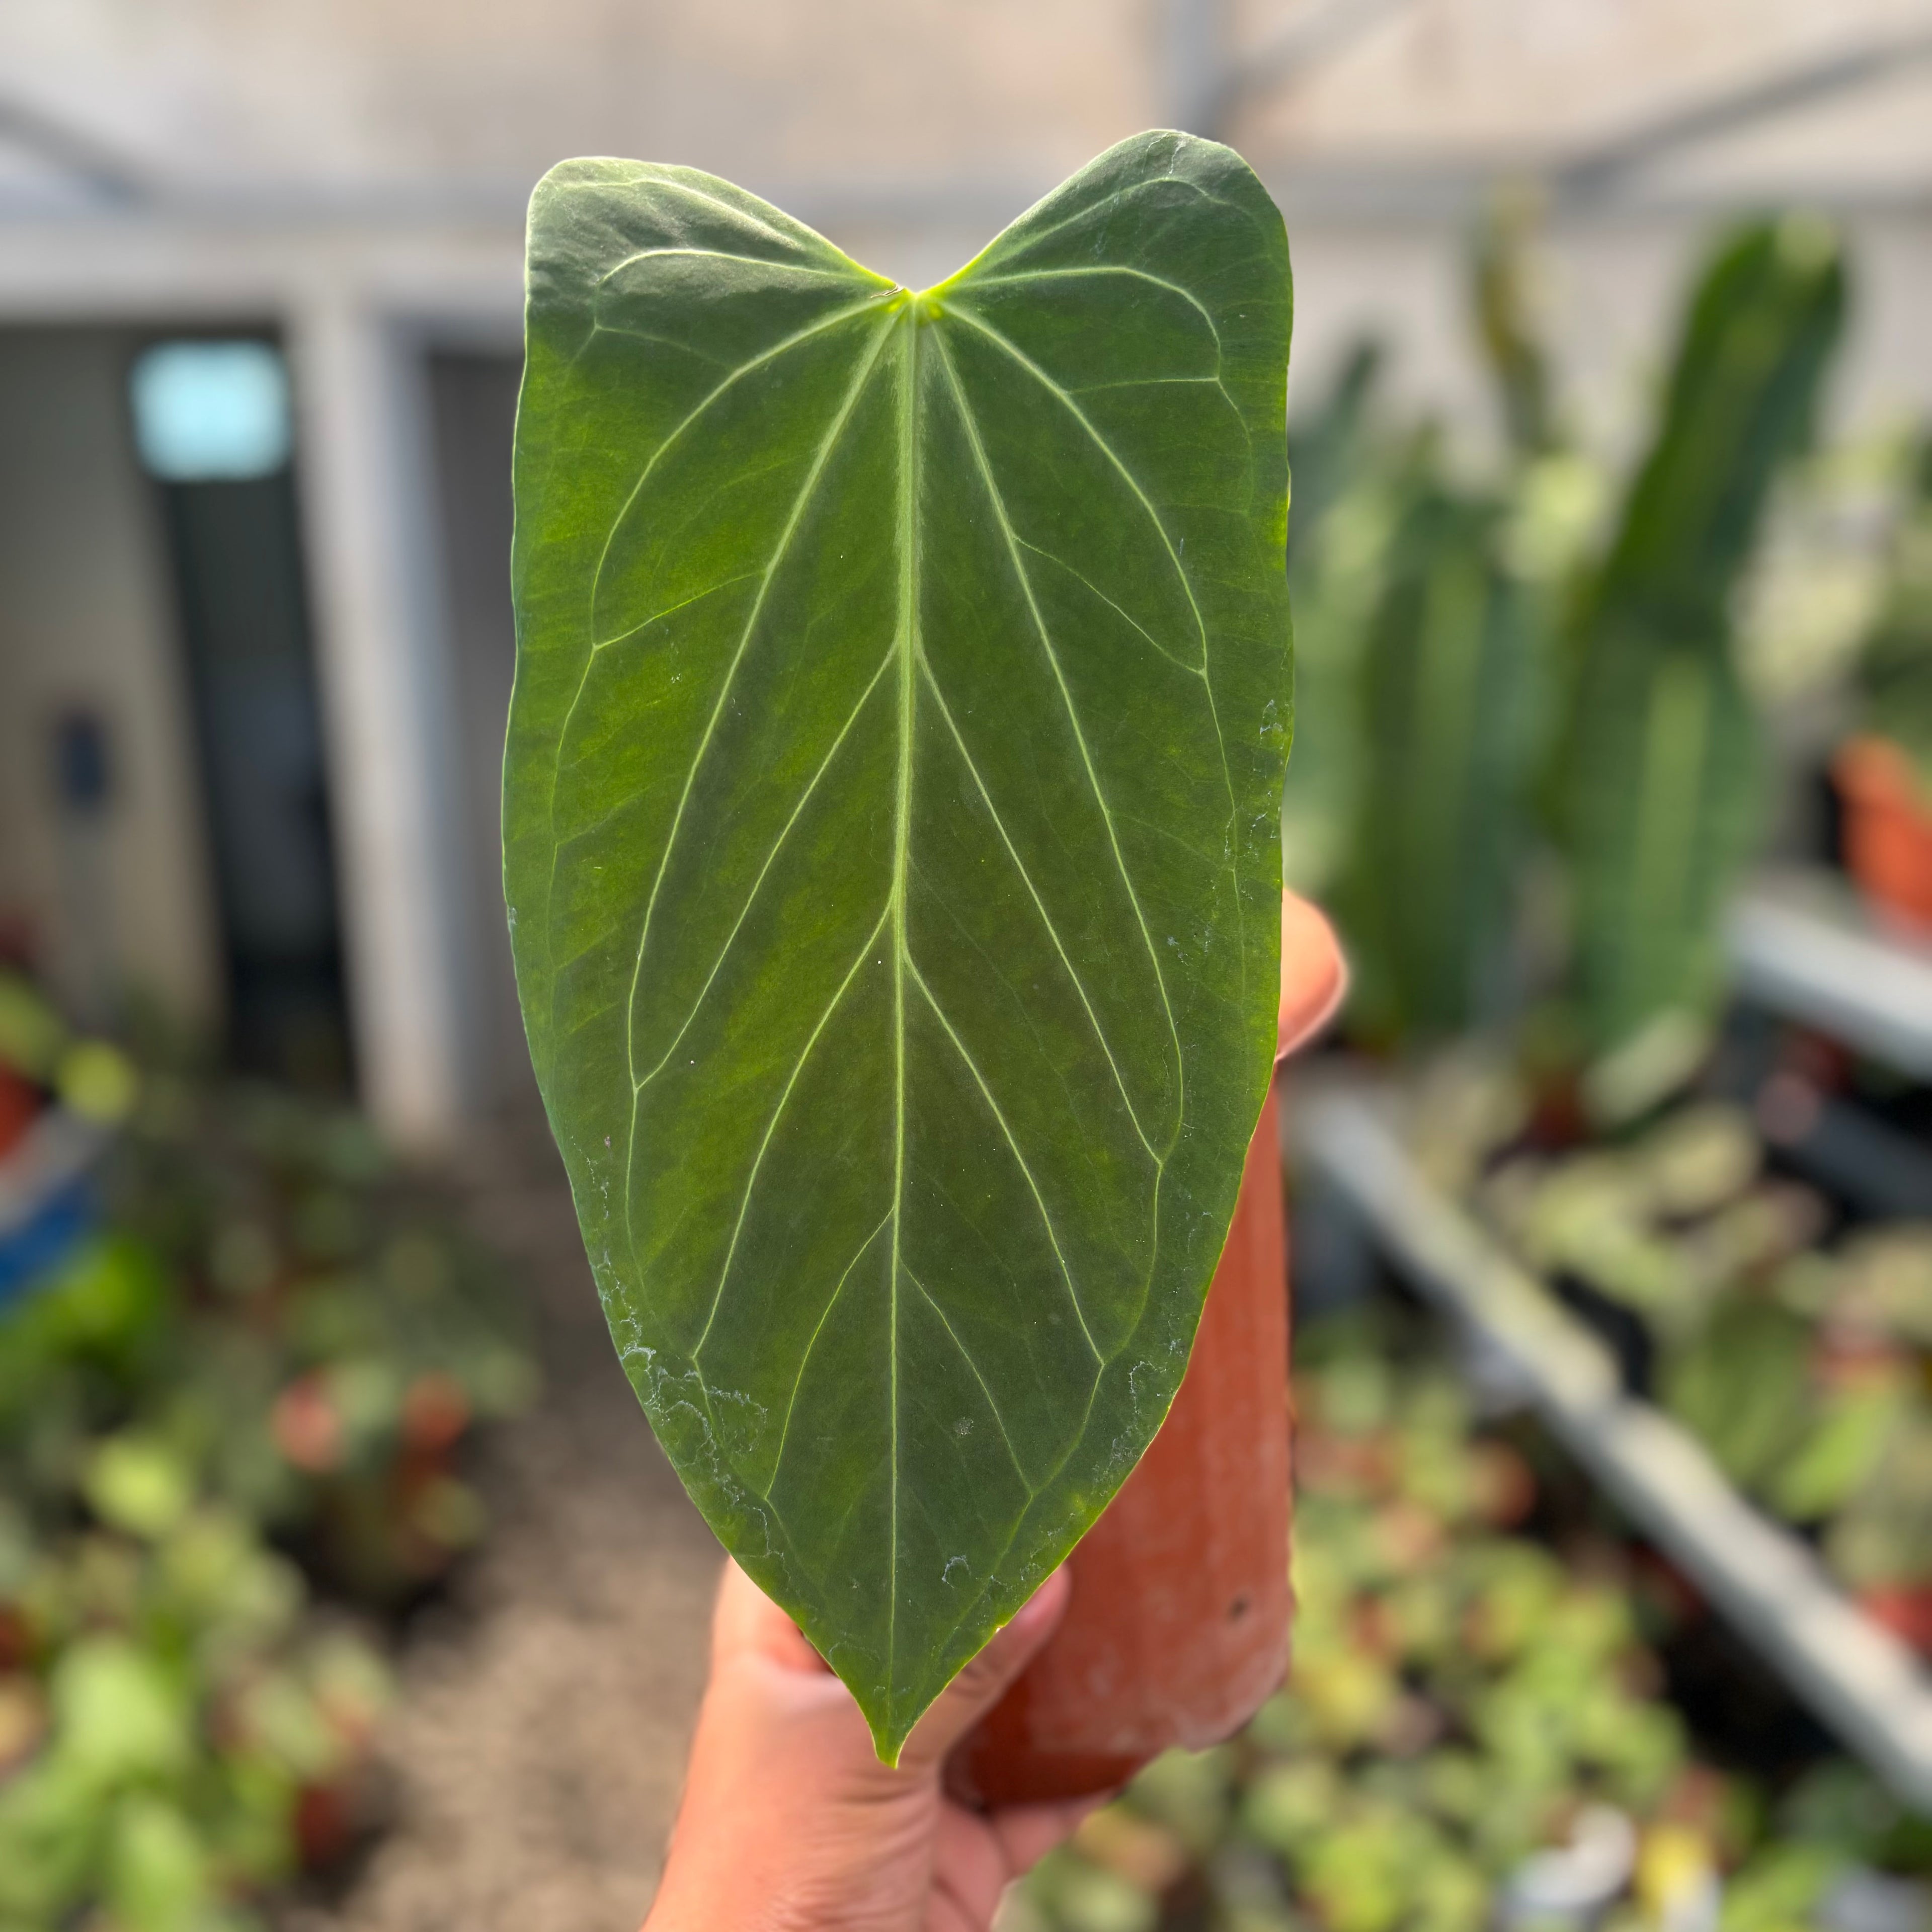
[
  {"x1": 1856, "y1": 433, "x2": 1932, "y2": 786},
  {"x1": 1281, "y1": 344, "x2": 1398, "y2": 899},
  {"x1": 1338, "y1": 461, "x2": 1544, "y2": 1043},
  {"x1": 1555, "y1": 217, "x2": 1847, "y2": 1056},
  {"x1": 1300, "y1": 211, "x2": 1853, "y2": 1071},
  {"x1": 1472, "y1": 186, "x2": 1560, "y2": 464},
  {"x1": 1466, "y1": 1074, "x2": 1932, "y2": 1632},
  {"x1": 1010, "y1": 1305, "x2": 1928, "y2": 1932},
  {"x1": 0, "y1": 971, "x2": 538, "y2": 1927},
  {"x1": 2, "y1": 1078, "x2": 537, "y2": 1605}
]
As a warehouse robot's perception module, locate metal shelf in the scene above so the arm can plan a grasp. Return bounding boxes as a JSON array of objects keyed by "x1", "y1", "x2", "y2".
[
  {"x1": 1727, "y1": 869, "x2": 1932, "y2": 1079},
  {"x1": 1293, "y1": 1083, "x2": 1932, "y2": 1815}
]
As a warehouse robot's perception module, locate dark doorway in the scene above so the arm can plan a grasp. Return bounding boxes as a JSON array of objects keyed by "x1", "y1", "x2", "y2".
[{"x1": 131, "y1": 337, "x2": 352, "y2": 1090}]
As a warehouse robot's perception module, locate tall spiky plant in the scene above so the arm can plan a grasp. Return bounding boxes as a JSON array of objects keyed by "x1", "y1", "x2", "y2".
[
  {"x1": 1558, "y1": 217, "x2": 1846, "y2": 1056},
  {"x1": 1280, "y1": 342, "x2": 1394, "y2": 897},
  {"x1": 1341, "y1": 460, "x2": 1543, "y2": 1041},
  {"x1": 1333, "y1": 204, "x2": 1562, "y2": 1047}
]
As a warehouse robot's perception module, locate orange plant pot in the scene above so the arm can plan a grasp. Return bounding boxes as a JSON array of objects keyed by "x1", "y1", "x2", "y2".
[
  {"x1": 954, "y1": 895, "x2": 1343, "y2": 1807},
  {"x1": 1835, "y1": 736, "x2": 1932, "y2": 931}
]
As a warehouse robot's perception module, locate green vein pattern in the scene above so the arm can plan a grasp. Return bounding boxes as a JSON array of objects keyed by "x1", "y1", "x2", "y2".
[{"x1": 505, "y1": 130, "x2": 1294, "y2": 1758}]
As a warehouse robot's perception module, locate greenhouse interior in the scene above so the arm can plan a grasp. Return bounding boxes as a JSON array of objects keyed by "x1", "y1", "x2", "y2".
[{"x1": 3, "y1": 3, "x2": 1932, "y2": 1929}]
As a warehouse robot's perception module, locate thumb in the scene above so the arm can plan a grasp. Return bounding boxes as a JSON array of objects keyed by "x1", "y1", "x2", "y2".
[{"x1": 896, "y1": 1567, "x2": 1071, "y2": 1774}]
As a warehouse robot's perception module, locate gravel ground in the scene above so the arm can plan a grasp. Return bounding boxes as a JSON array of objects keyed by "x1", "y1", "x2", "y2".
[{"x1": 291, "y1": 1118, "x2": 721, "y2": 1932}]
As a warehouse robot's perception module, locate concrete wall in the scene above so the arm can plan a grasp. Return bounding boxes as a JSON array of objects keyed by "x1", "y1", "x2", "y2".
[{"x1": 0, "y1": 326, "x2": 222, "y2": 1031}]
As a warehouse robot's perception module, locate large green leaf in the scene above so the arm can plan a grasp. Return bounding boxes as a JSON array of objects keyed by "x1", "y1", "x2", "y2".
[{"x1": 504, "y1": 130, "x2": 1292, "y2": 1758}]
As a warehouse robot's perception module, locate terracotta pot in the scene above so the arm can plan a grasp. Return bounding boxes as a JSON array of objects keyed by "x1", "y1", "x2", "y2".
[
  {"x1": 1834, "y1": 736, "x2": 1932, "y2": 931},
  {"x1": 954, "y1": 894, "x2": 1344, "y2": 1807}
]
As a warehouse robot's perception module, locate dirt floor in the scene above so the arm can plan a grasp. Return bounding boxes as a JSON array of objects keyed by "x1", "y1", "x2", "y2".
[{"x1": 291, "y1": 1118, "x2": 723, "y2": 1932}]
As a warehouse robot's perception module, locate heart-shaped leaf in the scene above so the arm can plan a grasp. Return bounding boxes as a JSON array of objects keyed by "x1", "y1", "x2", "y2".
[{"x1": 505, "y1": 129, "x2": 1293, "y2": 1758}]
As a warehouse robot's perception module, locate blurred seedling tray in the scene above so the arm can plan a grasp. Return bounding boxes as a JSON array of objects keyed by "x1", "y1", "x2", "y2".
[{"x1": 1291, "y1": 1079, "x2": 1932, "y2": 1816}]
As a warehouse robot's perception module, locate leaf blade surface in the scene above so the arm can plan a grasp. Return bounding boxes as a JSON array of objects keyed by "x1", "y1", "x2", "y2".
[{"x1": 506, "y1": 132, "x2": 1293, "y2": 1756}]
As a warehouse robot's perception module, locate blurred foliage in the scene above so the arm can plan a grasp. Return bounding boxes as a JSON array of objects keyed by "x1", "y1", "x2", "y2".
[
  {"x1": 1733, "y1": 431, "x2": 1903, "y2": 714},
  {"x1": 1471, "y1": 184, "x2": 1560, "y2": 463},
  {"x1": 1289, "y1": 209, "x2": 1863, "y2": 1067},
  {"x1": 1857, "y1": 434, "x2": 1932, "y2": 788},
  {"x1": 1012, "y1": 1307, "x2": 1930, "y2": 1932},
  {"x1": 1337, "y1": 464, "x2": 1544, "y2": 1042},
  {"x1": 0, "y1": 971, "x2": 538, "y2": 1928},
  {"x1": 1408, "y1": 1041, "x2": 1932, "y2": 1641},
  {"x1": 1281, "y1": 343, "x2": 1395, "y2": 900},
  {"x1": 1558, "y1": 217, "x2": 1846, "y2": 1054}
]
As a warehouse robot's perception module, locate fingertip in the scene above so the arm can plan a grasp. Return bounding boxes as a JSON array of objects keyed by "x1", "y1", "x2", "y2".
[
  {"x1": 1278, "y1": 889, "x2": 1347, "y2": 1059},
  {"x1": 710, "y1": 1559, "x2": 824, "y2": 1671},
  {"x1": 1006, "y1": 1564, "x2": 1072, "y2": 1640},
  {"x1": 980, "y1": 1566, "x2": 1070, "y2": 1682}
]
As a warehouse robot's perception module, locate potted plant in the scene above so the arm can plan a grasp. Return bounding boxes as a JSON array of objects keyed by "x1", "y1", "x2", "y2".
[
  {"x1": 1336, "y1": 457, "x2": 1542, "y2": 1048},
  {"x1": 1309, "y1": 214, "x2": 1845, "y2": 1100},
  {"x1": 504, "y1": 131, "x2": 1301, "y2": 1766},
  {"x1": 1554, "y1": 216, "x2": 1846, "y2": 1071}
]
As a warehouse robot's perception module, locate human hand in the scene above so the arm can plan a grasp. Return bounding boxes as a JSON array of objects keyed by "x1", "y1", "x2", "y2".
[{"x1": 645, "y1": 1558, "x2": 1094, "y2": 1932}]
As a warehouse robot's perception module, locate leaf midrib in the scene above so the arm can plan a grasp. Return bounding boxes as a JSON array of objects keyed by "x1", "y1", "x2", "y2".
[{"x1": 886, "y1": 300, "x2": 921, "y2": 1695}]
